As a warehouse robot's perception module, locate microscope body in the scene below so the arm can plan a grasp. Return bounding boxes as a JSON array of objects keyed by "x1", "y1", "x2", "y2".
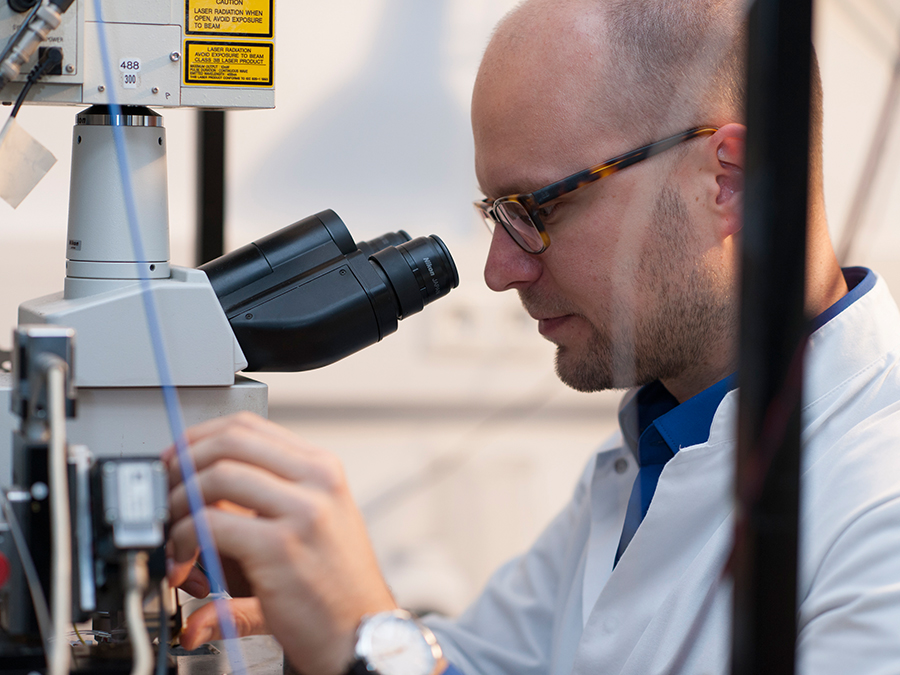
[
  {"x1": 0, "y1": 6, "x2": 275, "y2": 665},
  {"x1": 0, "y1": 0, "x2": 279, "y2": 479}
]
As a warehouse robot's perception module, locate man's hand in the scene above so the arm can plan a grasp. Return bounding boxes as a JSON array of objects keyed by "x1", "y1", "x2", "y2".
[
  {"x1": 165, "y1": 412, "x2": 398, "y2": 675},
  {"x1": 180, "y1": 597, "x2": 269, "y2": 649}
]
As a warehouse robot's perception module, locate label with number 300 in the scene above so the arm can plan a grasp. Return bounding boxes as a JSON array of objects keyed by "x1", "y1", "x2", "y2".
[{"x1": 119, "y1": 58, "x2": 141, "y2": 89}]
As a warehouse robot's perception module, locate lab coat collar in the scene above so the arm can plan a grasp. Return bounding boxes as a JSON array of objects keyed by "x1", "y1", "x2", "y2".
[
  {"x1": 802, "y1": 268, "x2": 899, "y2": 419},
  {"x1": 617, "y1": 267, "x2": 880, "y2": 460}
]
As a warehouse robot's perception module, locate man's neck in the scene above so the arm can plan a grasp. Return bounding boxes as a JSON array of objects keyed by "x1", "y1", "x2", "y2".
[
  {"x1": 662, "y1": 251, "x2": 849, "y2": 405},
  {"x1": 661, "y1": 363, "x2": 735, "y2": 405},
  {"x1": 805, "y1": 204, "x2": 849, "y2": 317}
]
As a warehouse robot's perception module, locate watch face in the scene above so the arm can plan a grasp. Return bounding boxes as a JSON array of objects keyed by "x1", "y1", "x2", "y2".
[{"x1": 358, "y1": 612, "x2": 439, "y2": 675}]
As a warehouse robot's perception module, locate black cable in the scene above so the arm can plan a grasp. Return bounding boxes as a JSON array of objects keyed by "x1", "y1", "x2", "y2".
[
  {"x1": 10, "y1": 47, "x2": 62, "y2": 117},
  {"x1": 155, "y1": 587, "x2": 170, "y2": 675}
]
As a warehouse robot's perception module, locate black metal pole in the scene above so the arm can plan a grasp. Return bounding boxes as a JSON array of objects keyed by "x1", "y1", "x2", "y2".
[
  {"x1": 731, "y1": 0, "x2": 813, "y2": 674},
  {"x1": 196, "y1": 109, "x2": 227, "y2": 266}
]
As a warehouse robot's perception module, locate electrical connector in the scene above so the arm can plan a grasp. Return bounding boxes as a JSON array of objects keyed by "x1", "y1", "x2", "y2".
[{"x1": 96, "y1": 459, "x2": 168, "y2": 552}]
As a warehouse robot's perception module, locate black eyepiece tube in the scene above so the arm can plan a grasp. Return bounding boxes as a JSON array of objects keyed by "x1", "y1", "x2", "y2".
[
  {"x1": 201, "y1": 210, "x2": 356, "y2": 302},
  {"x1": 200, "y1": 210, "x2": 459, "y2": 372},
  {"x1": 356, "y1": 231, "x2": 411, "y2": 258}
]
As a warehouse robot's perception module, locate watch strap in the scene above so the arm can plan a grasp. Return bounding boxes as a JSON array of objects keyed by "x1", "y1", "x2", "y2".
[
  {"x1": 344, "y1": 655, "x2": 458, "y2": 675},
  {"x1": 344, "y1": 657, "x2": 373, "y2": 675}
]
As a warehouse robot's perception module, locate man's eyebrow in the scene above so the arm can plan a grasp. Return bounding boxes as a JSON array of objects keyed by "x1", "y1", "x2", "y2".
[
  {"x1": 481, "y1": 169, "x2": 574, "y2": 199},
  {"x1": 476, "y1": 183, "x2": 524, "y2": 200}
]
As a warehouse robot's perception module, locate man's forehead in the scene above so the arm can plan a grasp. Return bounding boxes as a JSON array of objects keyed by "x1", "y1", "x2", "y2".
[
  {"x1": 472, "y1": 1, "x2": 627, "y2": 129},
  {"x1": 473, "y1": 116, "x2": 598, "y2": 196},
  {"x1": 473, "y1": 126, "x2": 632, "y2": 200},
  {"x1": 479, "y1": 0, "x2": 611, "y2": 88}
]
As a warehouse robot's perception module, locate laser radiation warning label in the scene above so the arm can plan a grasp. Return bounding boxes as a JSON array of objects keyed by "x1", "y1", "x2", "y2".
[
  {"x1": 186, "y1": 0, "x2": 273, "y2": 38},
  {"x1": 184, "y1": 41, "x2": 273, "y2": 86}
]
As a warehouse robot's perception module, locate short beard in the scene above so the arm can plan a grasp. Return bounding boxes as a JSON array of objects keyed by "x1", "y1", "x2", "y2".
[{"x1": 536, "y1": 183, "x2": 735, "y2": 394}]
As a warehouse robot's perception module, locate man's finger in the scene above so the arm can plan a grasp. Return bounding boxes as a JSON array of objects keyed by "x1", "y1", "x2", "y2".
[
  {"x1": 169, "y1": 459, "x2": 325, "y2": 523},
  {"x1": 166, "y1": 546, "x2": 201, "y2": 587},
  {"x1": 180, "y1": 597, "x2": 269, "y2": 650},
  {"x1": 163, "y1": 412, "x2": 311, "y2": 468},
  {"x1": 166, "y1": 423, "x2": 330, "y2": 491},
  {"x1": 168, "y1": 506, "x2": 283, "y2": 572},
  {"x1": 181, "y1": 565, "x2": 211, "y2": 599}
]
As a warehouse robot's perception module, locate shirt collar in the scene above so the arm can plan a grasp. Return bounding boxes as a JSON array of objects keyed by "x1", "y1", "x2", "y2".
[
  {"x1": 808, "y1": 266, "x2": 873, "y2": 332},
  {"x1": 618, "y1": 267, "x2": 875, "y2": 464},
  {"x1": 618, "y1": 375, "x2": 738, "y2": 463}
]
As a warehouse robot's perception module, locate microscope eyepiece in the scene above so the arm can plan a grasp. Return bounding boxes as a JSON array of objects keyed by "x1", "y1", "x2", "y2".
[{"x1": 369, "y1": 235, "x2": 459, "y2": 318}]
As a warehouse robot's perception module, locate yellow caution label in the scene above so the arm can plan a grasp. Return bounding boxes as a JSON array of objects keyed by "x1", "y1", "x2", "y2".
[
  {"x1": 184, "y1": 41, "x2": 273, "y2": 87},
  {"x1": 186, "y1": 0, "x2": 273, "y2": 38}
]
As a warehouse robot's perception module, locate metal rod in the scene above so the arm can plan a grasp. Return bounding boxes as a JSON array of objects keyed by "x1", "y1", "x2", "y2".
[
  {"x1": 196, "y1": 109, "x2": 227, "y2": 266},
  {"x1": 731, "y1": 0, "x2": 813, "y2": 673}
]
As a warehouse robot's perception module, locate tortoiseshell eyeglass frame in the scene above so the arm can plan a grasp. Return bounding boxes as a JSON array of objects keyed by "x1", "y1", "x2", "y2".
[{"x1": 475, "y1": 126, "x2": 719, "y2": 254}]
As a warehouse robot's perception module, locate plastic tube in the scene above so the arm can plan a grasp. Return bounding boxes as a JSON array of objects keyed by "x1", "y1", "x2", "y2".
[
  {"x1": 46, "y1": 359, "x2": 71, "y2": 675},
  {"x1": 125, "y1": 552, "x2": 152, "y2": 675}
]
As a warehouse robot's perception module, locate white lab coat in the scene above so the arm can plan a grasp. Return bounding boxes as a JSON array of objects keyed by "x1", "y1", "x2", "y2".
[{"x1": 425, "y1": 271, "x2": 900, "y2": 675}]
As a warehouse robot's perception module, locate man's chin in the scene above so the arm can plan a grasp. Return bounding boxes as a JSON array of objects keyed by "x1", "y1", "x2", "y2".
[{"x1": 553, "y1": 346, "x2": 614, "y2": 393}]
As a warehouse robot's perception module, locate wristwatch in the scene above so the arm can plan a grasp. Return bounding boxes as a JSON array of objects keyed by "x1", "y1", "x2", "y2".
[{"x1": 345, "y1": 609, "x2": 446, "y2": 675}]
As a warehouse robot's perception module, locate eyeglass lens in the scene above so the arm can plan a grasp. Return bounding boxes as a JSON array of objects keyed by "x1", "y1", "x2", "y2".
[{"x1": 495, "y1": 200, "x2": 544, "y2": 252}]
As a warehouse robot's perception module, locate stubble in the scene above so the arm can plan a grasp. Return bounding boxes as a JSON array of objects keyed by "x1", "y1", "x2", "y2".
[{"x1": 524, "y1": 183, "x2": 735, "y2": 394}]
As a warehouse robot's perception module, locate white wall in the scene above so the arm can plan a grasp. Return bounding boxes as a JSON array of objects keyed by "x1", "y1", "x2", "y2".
[
  {"x1": 817, "y1": 0, "x2": 900, "y2": 284},
  {"x1": 1, "y1": 0, "x2": 899, "y2": 614}
]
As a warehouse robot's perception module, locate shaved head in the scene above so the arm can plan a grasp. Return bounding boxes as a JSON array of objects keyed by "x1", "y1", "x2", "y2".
[
  {"x1": 603, "y1": 0, "x2": 746, "y2": 141},
  {"x1": 478, "y1": 0, "x2": 823, "y2": 167},
  {"x1": 482, "y1": 0, "x2": 746, "y2": 146}
]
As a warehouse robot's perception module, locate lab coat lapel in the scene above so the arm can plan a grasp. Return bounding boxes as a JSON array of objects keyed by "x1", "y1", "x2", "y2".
[{"x1": 573, "y1": 392, "x2": 739, "y2": 675}]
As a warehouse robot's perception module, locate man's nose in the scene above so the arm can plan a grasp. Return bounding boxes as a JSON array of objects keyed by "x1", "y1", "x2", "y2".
[{"x1": 483, "y1": 224, "x2": 542, "y2": 292}]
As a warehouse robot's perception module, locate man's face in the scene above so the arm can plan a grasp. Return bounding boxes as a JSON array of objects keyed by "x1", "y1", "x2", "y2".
[
  {"x1": 512, "y1": 181, "x2": 732, "y2": 393},
  {"x1": 472, "y1": 11, "x2": 734, "y2": 394}
]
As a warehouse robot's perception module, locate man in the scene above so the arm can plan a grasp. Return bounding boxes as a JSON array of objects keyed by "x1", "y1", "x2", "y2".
[{"x1": 167, "y1": 0, "x2": 900, "y2": 673}]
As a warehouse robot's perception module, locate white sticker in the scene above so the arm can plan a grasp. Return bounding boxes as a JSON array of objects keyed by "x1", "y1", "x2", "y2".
[
  {"x1": 119, "y1": 57, "x2": 141, "y2": 89},
  {"x1": 117, "y1": 463, "x2": 154, "y2": 523},
  {"x1": 0, "y1": 117, "x2": 57, "y2": 209}
]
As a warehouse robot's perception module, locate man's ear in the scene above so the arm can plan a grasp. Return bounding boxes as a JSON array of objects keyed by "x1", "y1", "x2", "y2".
[{"x1": 711, "y1": 123, "x2": 745, "y2": 237}]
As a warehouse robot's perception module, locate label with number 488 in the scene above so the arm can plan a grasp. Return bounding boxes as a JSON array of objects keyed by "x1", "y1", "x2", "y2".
[{"x1": 119, "y1": 58, "x2": 141, "y2": 89}]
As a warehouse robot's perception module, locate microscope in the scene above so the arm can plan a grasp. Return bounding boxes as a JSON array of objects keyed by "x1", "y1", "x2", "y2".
[{"x1": 0, "y1": 2, "x2": 459, "y2": 673}]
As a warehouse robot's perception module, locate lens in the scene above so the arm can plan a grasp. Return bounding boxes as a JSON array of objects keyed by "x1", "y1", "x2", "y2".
[
  {"x1": 397, "y1": 235, "x2": 459, "y2": 303},
  {"x1": 370, "y1": 235, "x2": 459, "y2": 319},
  {"x1": 495, "y1": 199, "x2": 545, "y2": 253},
  {"x1": 356, "y1": 231, "x2": 411, "y2": 258}
]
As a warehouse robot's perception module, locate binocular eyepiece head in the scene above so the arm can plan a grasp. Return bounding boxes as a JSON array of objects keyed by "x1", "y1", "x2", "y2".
[{"x1": 200, "y1": 210, "x2": 459, "y2": 372}]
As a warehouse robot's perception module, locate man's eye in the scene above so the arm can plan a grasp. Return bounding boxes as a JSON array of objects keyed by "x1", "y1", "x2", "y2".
[{"x1": 537, "y1": 202, "x2": 561, "y2": 221}]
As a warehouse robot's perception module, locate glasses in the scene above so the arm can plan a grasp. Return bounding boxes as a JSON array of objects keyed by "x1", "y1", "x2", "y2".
[{"x1": 474, "y1": 126, "x2": 719, "y2": 254}]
